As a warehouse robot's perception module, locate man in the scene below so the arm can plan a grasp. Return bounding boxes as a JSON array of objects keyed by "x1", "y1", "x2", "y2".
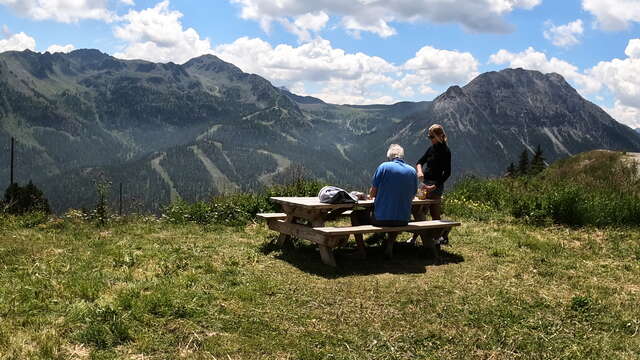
[{"x1": 351, "y1": 144, "x2": 417, "y2": 259}]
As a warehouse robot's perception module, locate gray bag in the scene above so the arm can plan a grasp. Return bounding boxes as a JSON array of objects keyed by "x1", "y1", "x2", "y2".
[{"x1": 318, "y1": 186, "x2": 358, "y2": 204}]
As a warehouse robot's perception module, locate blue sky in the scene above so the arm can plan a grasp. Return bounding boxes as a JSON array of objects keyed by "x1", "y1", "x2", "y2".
[{"x1": 0, "y1": 0, "x2": 639, "y2": 128}]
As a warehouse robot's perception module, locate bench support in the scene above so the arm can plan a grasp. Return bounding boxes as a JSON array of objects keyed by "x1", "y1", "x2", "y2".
[
  {"x1": 417, "y1": 229, "x2": 443, "y2": 258},
  {"x1": 318, "y1": 245, "x2": 336, "y2": 267}
]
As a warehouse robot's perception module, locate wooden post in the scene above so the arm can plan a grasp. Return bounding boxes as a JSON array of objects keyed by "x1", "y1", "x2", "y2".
[
  {"x1": 119, "y1": 182, "x2": 123, "y2": 216},
  {"x1": 10, "y1": 137, "x2": 15, "y2": 185}
]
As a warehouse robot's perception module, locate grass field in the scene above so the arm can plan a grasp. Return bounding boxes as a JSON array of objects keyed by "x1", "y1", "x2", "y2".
[{"x1": 1, "y1": 213, "x2": 639, "y2": 359}]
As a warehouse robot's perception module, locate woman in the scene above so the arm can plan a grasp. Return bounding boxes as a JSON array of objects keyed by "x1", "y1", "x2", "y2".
[{"x1": 409, "y1": 124, "x2": 451, "y2": 244}]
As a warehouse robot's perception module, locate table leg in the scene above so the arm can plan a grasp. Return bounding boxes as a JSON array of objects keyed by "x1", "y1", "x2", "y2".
[
  {"x1": 419, "y1": 229, "x2": 442, "y2": 259},
  {"x1": 319, "y1": 245, "x2": 337, "y2": 267},
  {"x1": 276, "y1": 213, "x2": 295, "y2": 247},
  {"x1": 409, "y1": 205, "x2": 427, "y2": 244}
]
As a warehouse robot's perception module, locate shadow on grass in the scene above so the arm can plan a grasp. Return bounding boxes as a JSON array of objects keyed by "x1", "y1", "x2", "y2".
[{"x1": 260, "y1": 236, "x2": 465, "y2": 278}]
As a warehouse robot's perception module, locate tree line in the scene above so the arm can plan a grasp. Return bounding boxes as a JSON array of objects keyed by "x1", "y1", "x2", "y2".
[{"x1": 506, "y1": 144, "x2": 546, "y2": 177}]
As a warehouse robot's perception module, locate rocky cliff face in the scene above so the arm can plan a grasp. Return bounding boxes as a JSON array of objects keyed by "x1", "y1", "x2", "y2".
[{"x1": 1, "y1": 50, "x2": 639, "y2": 212}]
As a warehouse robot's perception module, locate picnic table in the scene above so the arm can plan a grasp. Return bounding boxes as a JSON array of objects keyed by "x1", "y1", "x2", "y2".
[{"x1": 259, "y1": 196, "x2": 461, "y2": 267}]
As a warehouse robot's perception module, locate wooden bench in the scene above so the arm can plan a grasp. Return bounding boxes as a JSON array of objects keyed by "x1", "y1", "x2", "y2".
[
  {"x1": 315, "y1": 220, "x2": 460, "y2": 264},
  {"x1": 258, "y1": 212, "x2": 460, "y2": 266}
]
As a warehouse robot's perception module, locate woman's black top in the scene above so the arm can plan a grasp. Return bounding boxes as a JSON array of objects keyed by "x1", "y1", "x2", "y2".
[{"x1": 417, "y1": 142, "x2": 451, "y2": 187}]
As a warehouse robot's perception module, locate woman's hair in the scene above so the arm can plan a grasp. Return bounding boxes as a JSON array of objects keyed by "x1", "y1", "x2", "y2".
[
  {"x1": 386, "y1": 144, "x2": 405, "y2": 160},
  {"x1": 428, "y1": 124, "x2": 447, "y2": 144}
]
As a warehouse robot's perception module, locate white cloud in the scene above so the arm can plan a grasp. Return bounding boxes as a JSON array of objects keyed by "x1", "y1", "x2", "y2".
[
  {"x1": 582, "y1": 38, "x2": 640, "y2": 129},
  {"x1": 213, "y1": 36, "x2": 398, "y2": 104},
  {"x1": 582, "y1": 0, "x2": 640, "y2": 31},
  {"x1": 0, "y1": 31, "x2": 36, "y2": 52},
  {"x1": 489, "y1": 47, "x2": 602, "y2": 94},
  {"x1": 393, "y1": 46, "x2": 479, "y2": 96},
  {"x1": 279, "y1": 11, "x2": 329, "y2": 42},
  {"x1": 404, "y1": 46, "x2": 479, "y2": 84},
  {"x1": 113, "y1": 1, "x2": 213, "y2": 63},
  {"x1": 0, "y1": 0, "x2": 115, "y2": 23},
  {"x1": 119, "y1": 0, "x2": 135, "y2": 5},
  {"x1": 589, "y1": 39, "x2": 640, "y2": 109},
  {"x1": 213, "y1": 37, "x2": 482, "y2": 104},
  {"x1": 229, "y1": 0, "x2": 541, "y2": 39},
  {"x1": 46, "y1": 44, "x2": 75, "y2": 53},
  {"x1": 295, "y1": 11, "x2": 329, "y2": 32},
  {"x1": 544, "y1": 19, "x2": 584, "y2": 48},
  {"x1": 625, "y1": 38, "x2": 640, "y2": 59},
  {"x1": 605, "y1": 101, "x2": 640, "y2": 129}
]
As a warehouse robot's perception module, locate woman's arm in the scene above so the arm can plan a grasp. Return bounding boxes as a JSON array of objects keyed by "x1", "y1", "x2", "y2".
[
  {"x1": 416, "y1": 150, "x2": 429, "y2": 182},
  {"x1": 437, "y1": 150, "x2": 452, "y2": 187}
]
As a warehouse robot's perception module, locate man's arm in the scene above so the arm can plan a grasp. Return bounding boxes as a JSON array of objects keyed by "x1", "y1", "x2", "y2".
[{"x1": 369, "y1": 186, "x2": 377, "y2": 199}]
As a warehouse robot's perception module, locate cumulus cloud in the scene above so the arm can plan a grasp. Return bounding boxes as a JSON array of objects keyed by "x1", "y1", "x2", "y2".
[
  {"x1": 582, "y1": 0, "x2": 640, "y2": 31},
  {"x1": 625, "y1": 38, "x2": 640, "y2": 58},
  {"x1": 0, "y1": 31, "x2": 36, "y2": 52},
  {"x1": 589, "y1": 39, "x2": 640, "y2": 109},
  {"x1": 113, "y1": 1, "x2": 213, "y2": 63},
  {"x1": 46, "y1": 44, "x2": 75, "y2": 53},
  {"x1": 229, "y1": 0, "x2": 541, "y2": 39},
  {"x1": 393, "y1": 46, "x2": 479, "y2": 96},
  {"x1": 0, "y1": 0, "x2": 115, "y2": 23},
  {"x1": 544, "y1": 19, "x2": 584, "y2": 48},
  {"x1": 489, "y1": 47, "x2": 602, "y2": 94},
  {"x1": 279, "y1": 11, "x2": 330, "y2": 42},
  {"x1": 580, "y1": 38, "x2": 640, "y2": 129},
  {"x1": 213, "y1": 36, "x2": 398, "y2": 104},
  {"x1": 604, "y1": 101, "x2": 640, "y2": 129},
  {"x1": 213, "y1": 37, "x2": 481, "y2": 104}
]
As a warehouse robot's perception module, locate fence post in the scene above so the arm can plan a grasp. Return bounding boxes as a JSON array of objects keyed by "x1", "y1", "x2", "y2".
[
  {"x1": 10, "y1": 137, "x2": 15, "y2": 185},
  {"x1": 119, "y1": 182, "x2": 123, "y2": 216}
]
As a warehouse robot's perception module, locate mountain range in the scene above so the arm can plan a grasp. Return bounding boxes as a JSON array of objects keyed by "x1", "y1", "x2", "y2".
[{"x1": 1, "y1": 49, "x2": 639, "y2": 212}]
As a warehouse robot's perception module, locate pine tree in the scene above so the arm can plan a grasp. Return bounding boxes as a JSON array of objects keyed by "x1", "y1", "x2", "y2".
[
  {"x1": 530, "y1": 144, "x2": 546, "y2": 175},
  {"x1": 517, "y1": 149, "x2": 530, "y2": 176},
  {"x1": 506, "y1": 162, "x2": 516, "y2": 177},
  {"x1": 3, "y1": 181, "x2": 50, "y2": 214}
]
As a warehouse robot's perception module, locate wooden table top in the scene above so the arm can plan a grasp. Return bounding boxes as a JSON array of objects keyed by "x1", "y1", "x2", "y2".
[{"x1": 270, "y1": 196, "x2": 440, "y2": 209}]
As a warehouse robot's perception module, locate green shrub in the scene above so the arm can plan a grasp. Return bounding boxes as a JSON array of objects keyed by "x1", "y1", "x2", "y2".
[
  {"x1": 3, "y1": 181, "x2": 51, "y2": 215},
  {"x1": 447, "y1": 163, "x2": 640, "y2": 227},
  {"x1": 265, "y1": 178, "x2": 325, "y2": 198},
  {"x1": 161, "y1": 178, "x2": 324, "y2": 226}
]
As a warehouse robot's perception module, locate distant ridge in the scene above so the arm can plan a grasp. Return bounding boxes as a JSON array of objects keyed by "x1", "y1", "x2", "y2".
[{"x1": 1, "y1": 49, "x2": 639, "y2": 212}]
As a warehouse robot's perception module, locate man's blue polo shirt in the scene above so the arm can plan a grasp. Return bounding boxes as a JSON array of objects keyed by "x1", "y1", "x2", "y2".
[{"x1": 371, "y1": 158, "x2": 417, "y2": 222}]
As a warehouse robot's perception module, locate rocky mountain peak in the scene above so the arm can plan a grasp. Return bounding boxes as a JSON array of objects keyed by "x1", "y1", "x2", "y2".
[
  {"x1": 437, "y1": 85, "x2": 465, "y2": 101},
  {"x1": 67, "y1": 48, "x2": 111, "y2": 60},
  {"x1": 183, "y1": 54, "x2": 242, "y2": 75}
]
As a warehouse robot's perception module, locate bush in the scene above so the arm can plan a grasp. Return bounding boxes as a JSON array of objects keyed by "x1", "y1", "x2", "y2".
[
  {"x1": 3, "y1": 181, "x2": 51, "y2": 215},
  {"x1": 161, "y1": 178, "x2": 325, "y2": 226},
  {"x1": 446, "y1": 170, "x2": 640, "y2": 227}
]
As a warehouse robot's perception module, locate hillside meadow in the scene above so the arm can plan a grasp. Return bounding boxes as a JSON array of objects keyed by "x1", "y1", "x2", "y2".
[{"x1": 1, "y1": 150, "x2": 639, "y2": 359}]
